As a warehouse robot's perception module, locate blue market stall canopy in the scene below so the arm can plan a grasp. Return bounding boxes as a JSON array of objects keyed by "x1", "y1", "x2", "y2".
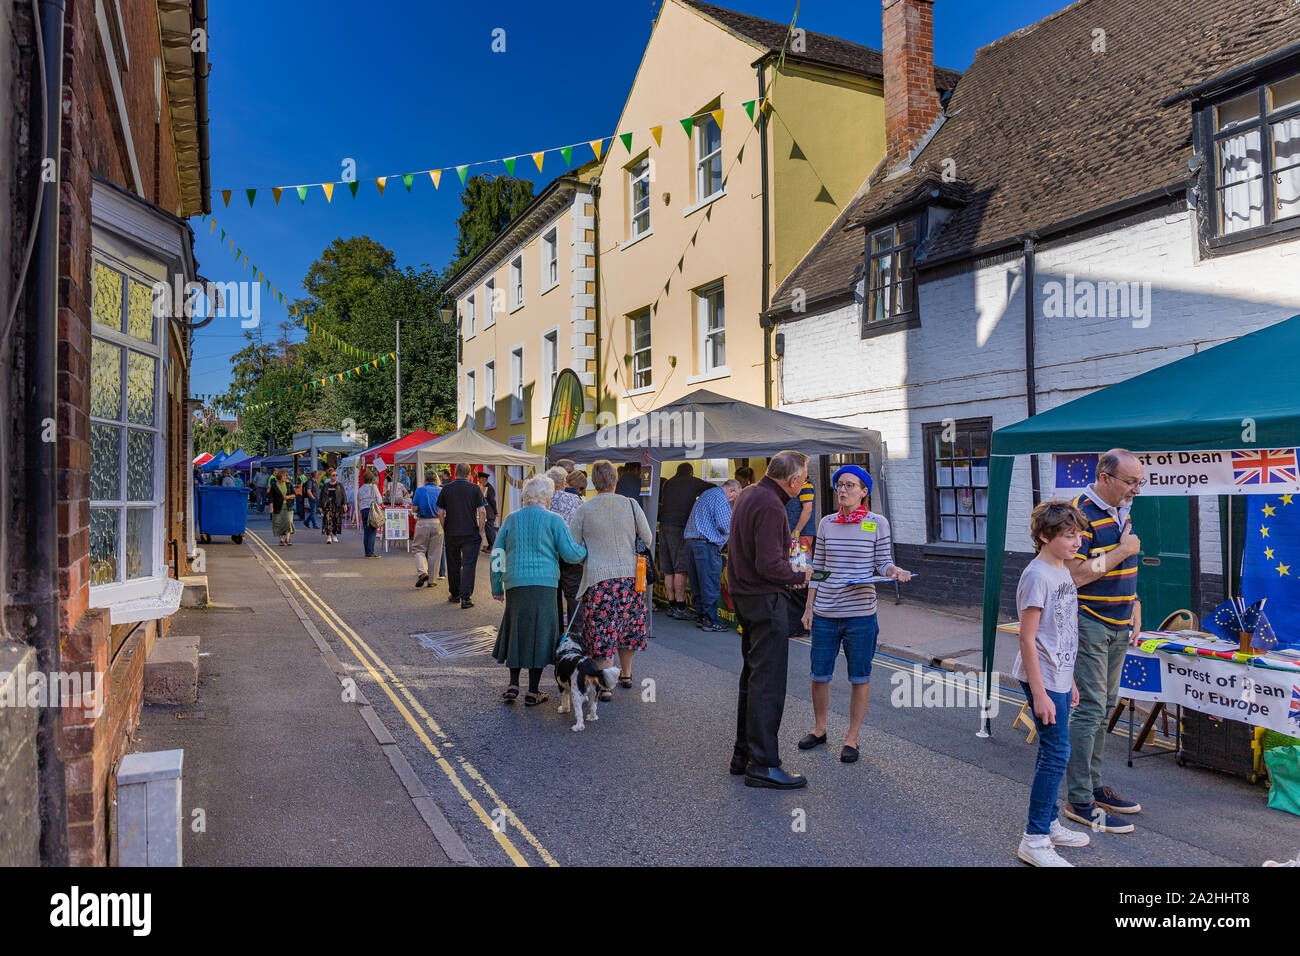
[
  {"x1": 980, "y1": 313, "x2": 1300, "y2": 699},
  {"x1": 199, "y1": 451, "x2": 230, "y2": 472}
]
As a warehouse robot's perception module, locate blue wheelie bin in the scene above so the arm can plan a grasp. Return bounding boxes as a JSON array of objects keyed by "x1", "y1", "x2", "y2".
[{"x1": 196, "y1": 484, "x2": 249, "y2": 544}]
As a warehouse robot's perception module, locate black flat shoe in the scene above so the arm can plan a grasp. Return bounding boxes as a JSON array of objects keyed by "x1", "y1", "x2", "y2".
[
  {"x1": 798, "y1": 732, "x2": 827, "y2": 750},
  {"x1": 447, "y1": 594, "x2": 460, "y2": 603},
  {"x1": 729, "y1": 755, "x2": 748, "y2": 775},
  {"x1": 461, "y1": 600, "x2": 474, "y2": 609},
  {"x1": 744, "y1": 765, "x2": 807, "y2": 790},
  {"x1": 840, "y1": 745, "x2": 859, "y2": 763},
  {"x1": 415, "y1": 573, "x2": 429, "y2": 588}
]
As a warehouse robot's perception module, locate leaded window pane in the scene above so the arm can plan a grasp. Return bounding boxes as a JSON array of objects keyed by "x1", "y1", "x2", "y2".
[
  {"x1": 125, "y1": 508, "x2": 153, "y2": 580},
  {"x1": 91, "y1": 339, "x2": 122, "y2": 419},
  {"x1": 93, "y1": 262, "x2": 123, "y2": 331},
  {"x1": 90, "y1": 424, "x2": 121, "y2": 500},
  {"x1": 89, "y1": 508, "x2": 118, "y2": 585},
  {"x1": 126, "y1": 351, "x2": 155, "y2": 425},
  {"x1": 127, "y1": 429, "x2": 154, "y2": 501},
  {"x1": 127, "y1": 280, "x2": 154, "y2": 342}
]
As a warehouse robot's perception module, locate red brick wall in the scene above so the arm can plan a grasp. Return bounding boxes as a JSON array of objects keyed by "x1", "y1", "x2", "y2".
[
  {"x1": 882, "y1": 0, "x2": 942, "y2": 168},
  {"x1": 56, "y1": 0, "x2": 196, "y2": 865}
]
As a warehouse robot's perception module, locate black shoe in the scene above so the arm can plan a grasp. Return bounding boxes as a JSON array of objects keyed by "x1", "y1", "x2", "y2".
[
  {"x1": 840, "y1": 745, "x2": 859, "y2": 763},
  {"x1": 729, "y1": 755, "x2": 748, "y2": 775},
  {"x1": 447, "y1": 594, "x2": 460, "y2": 603},
  {"x1": 698, "y1": 620, "x2": 727, "y2": 632},
  {"x1": 415, "y1": 573, "x2": 429, "y2": 588},
  {"x1": 744, "y1": 764, "x2": 807, "y2": 790},
  {"x1": 798, "y1": 732, "x2": 827, "y2": 750},
  {"x1": 461, "y1": 600, "x2": 474, "y2": 609}
]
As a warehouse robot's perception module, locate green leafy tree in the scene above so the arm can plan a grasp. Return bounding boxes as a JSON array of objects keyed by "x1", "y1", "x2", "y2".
[{"x1": 452, "y1": 176, "x2": 536, "y2": 269}]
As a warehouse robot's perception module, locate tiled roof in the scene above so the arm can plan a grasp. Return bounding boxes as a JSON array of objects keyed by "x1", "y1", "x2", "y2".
[
  {"x1": 682, "y1": 1, "x2": 962, "y2": 88},
  {"x1": 771, "y1": 0, "x2": 1300, "y2": 314}
]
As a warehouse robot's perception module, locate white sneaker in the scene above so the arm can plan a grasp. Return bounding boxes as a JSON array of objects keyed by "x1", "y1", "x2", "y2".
[
  {"x1": 1049, "y1": 819, "x2": 1090, "y2": 847},
  {"x1": 1018, "y1": 834, "x2": 1072, "y2": 867}
]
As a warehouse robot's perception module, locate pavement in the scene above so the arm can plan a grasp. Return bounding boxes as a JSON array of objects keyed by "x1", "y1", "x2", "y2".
[{"x1": 135, "y1": 509, "x2": 1298, "y2": 867}]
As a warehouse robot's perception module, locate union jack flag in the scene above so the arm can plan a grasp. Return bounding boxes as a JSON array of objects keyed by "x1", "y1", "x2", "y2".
[
  {"x1": 1232, "y1": 449, "x2": 1299, "y2": 485},
  {"x1": 1291, "y1": 685, "x2": 1300, "y2": 728}
]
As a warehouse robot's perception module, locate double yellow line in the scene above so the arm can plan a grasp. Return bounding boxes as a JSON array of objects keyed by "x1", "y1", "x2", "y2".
[{"x1": 246, "y1": 530, "x2": 558, "y2": 867}]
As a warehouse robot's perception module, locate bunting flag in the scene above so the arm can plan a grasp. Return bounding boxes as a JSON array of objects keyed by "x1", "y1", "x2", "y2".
[
  {"x1": 620, "y1": 132, "x2": 633, "y2": 153},
  {"x1": 272, "y1": 187, "x2": 283, "y2": 206},
  {"x1": 375, "y1": 176, "x2": 387, "y2": 195},
  {"x1": 429, "y1": 169, "x2": 442, "y2": 189},
  {"x1": 589, "y1": 138, "x2": 604, "y2": 160},
  {"x1": 456, "y1": 165, "x2": 468, "y2": 185},
  {"x1": 711, "y1": 109, "x2": 725, "y2": 130},
  {"x1": 504, "y1": 157, "x2": 516, "y2": 176},
  {"x1": 402, "y1": 173, "x2": 414, "y2": 192},
  {"x1": 348, "y1": 181, "x2": 360, "y2": 199},
  {"x1": 321, "y1": 182, "x2": 335, "y2": 202},
  {"x1": 296, "y1": 185, "x2": 308, "y2": 204},
  {"x1": 650, "y1": 125, "x2": 663, "y2": 146},
  {"x1": 531, "y1": 152, "x2": 544, "y2": 173},
  {"x1": 239, "y1": 352, "x2": 395, "y2": 410},
  {"x1": 560, "y1": 145, "x2": 572, "y2": 166},
  {"x1": 679, "y1": 116, "x2": 694, "y2": 137},
  {"x1": 221, "y1": 189, "x2": 232, "y2": 208},
  {"x1": 246, "y1": 189, "x2": 257, "y2": 207},
  {"x1": 743, "y1": 99, "x2": 756, "y2": 122}
]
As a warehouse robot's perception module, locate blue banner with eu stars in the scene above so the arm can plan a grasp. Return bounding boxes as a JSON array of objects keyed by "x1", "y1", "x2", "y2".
[
  {"x1": 1242, "y1": 494, "x2": 1300, "y2": 648},
  {"x1": 1053, "y1": 453, "x2": 1098, "y2": 492}
]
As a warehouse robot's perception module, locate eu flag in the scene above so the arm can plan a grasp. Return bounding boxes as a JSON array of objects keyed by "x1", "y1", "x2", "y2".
[
  {"x1": 1204, "y1": 600, "x2": 1245, "y2": 640},
  {"x1": 1121, "y1": 652, "x2": 1162, "y2": 700},
  {"x1": 1055, "y1": 453, "x2": 1098, "y2": 490},
  {"x1": 1242, "y1": 495, "x2": 1300, "y2": 649}
]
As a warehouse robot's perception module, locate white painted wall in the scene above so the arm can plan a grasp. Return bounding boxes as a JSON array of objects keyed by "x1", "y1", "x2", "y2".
[{"x1": 779, "y1": 206, "x2": 1300, "y2": 576}]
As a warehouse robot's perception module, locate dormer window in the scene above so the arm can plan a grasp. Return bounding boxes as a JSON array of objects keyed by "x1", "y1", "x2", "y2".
[
  {"x1": 864, "y1": 218, "x2": 918, "y2": 329},
  {"x1": 1208, "y1": 72, "x2": 1300, "y2": 239}
]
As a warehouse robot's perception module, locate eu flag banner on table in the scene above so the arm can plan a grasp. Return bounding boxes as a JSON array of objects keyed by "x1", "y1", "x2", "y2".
[
  {"x1": 1120, "y1": 651, "x2": 1163, "y2": 701},
  {"x1": 1242, "y1": 494, "x2": 1300, "y2": 649},
  {"x1": 1054, "y1": 453, "x2": 1098, "y2": 491},
  {"x1": 1204, "y1": 600, "x2": 1245, "y2": 640}
]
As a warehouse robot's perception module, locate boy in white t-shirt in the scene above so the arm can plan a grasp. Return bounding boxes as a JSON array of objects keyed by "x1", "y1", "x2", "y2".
[{"x1": 1013, "y1": 500, "x2": 1091, "y2": 867}]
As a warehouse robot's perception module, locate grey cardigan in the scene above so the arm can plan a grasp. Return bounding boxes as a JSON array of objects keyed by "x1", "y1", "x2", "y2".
[{"x1": 568, "y1": 492, "x2": 653, "y2": 594}]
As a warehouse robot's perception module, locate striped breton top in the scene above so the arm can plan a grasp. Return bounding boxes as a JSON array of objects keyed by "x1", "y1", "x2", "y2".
[
  {"x1": 1071, "y1": 488, "x2": 1139, "y2": 627},
  {"x1": 810, "y1": 511, "x2": 895, "y2": 618}
]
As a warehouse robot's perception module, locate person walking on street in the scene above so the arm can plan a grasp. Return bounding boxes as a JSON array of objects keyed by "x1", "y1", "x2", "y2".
[
  {"x1": 385, "y1": 472, "x2": 410, "y2": 507},
  {"x1": 491, "y1": 475, "x2": 588, "y2": 707},
  {"x1": 798, "y1": 466, "x2": 912, "y2": 763},
  {"x1": 439, "y1": 463, "x2": 487, "y2": 608},
  {"x1": 478, "y1": 472, "x2": 499, "y2": 552},
  {"x1": 547, "y1": 466, "x2": 584, "y2": 633},
  {"x1": 253, "y1": 466, "x2": 270, "y2": 513},
  {"x1": 727, "y1": 450, "x2": 814, "y2": 790},
  {"x1": 786, "y1": 473, "x2": 818, "y2": 639},
  {"x1": 684, "y1": 479, "x2": 741, "y2": 631},
  {"x1": 568, "y1": 460, "x2": 654, "y2": 699},
  {"x1": 357, "y1": 471, "x2": 382, "y2": 558},
  {"x1": 302, "y1": 471, "x2": 319, "y2": 529},
  {"x1": 320, "y1": 469, "x2": 345, "y2": 543},
  {"x1": 1063, "y1": 449, "x2": 1145, "y2": 833},
  {"x1": 410, "y1": 469, "x2": 443, "y2": 590},
  {"x1": 269, "y1": 467, "x2": 296, "y2": 546},
  {"x1": 659, "y1": 463, "x2": 712, "y2": 620},
  {"x1": 1014, "y1": 500, "x2": 1092, "y2": 866}
]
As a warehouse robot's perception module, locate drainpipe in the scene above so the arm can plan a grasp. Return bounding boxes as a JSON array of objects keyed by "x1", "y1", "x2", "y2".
[
  {"x1": 1023, "y1": 236, "x2": 1041, "y2": 506},
  {"x1": 757, "y1": 62, "x2": 772, "y2": 408},
  {"x1": 26, "y1": 0, "x2": 68, "y2": 866},
  {"x1": 192, "y1": 0, "x2": 211, "y2": 215},
  {"x1": 591, "y1": 179, "x2": 602, "y2": 422}
]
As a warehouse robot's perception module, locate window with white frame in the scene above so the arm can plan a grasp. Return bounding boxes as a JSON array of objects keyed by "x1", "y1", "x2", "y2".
[
  {"x1": 629, "y1": 158, "x2": 651, "y2": 237},
  {"x1": 696, "y1": 283, "x2": 725, "y2": 374},
  {"x1": 1212, "y1": 72, "x2": 1300, "y2": 236},
  {"x1": 695, "y1": 113, "x2": 723, "y2": 203},
  {"x1": 465, "y1": 369, "x2": 477, "y2": 429},
  {"x1": 483, "y1": 278, "x2": 495, "y2": 328},
  {"x1": 631, "y1": 309, "x2": 652, "y2": 389},
  {"x1": 865, "y1": 219, "x2": 918, "y2": 326},
  {"x1": 510, "y1": 346, "x2": 524, "y2": 422},
  {"x1": 542, "y1": 329, "x2": 559, "y2": 412},
  {"x1": 90, "y1": 258, "x2": 164, "y2": 598},
  {"x1": 464, "y1": 293, "x2": 476, "y2": 338},
  {"x1": 510, "y1": 255, "x2": 524, "y2": 310},
  {"x1": 541, "y1": 229, "x2": 558, "y2": 290},
  {"x1": 484, "y1": 360, "x2": 496, "y2": 429}
]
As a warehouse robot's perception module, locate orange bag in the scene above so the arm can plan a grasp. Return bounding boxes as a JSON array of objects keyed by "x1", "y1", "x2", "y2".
[{"x1": 635, "y1": 555, "x2": 647, "y2": 592}]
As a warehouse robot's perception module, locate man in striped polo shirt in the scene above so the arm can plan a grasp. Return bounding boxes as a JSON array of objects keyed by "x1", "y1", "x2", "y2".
[
  {"x1": 1063, "y1": 449, "x2": 1145, "y2": 833},
  {"x1": 797, "y1": 465, "x2": 912, "y2": 763}
]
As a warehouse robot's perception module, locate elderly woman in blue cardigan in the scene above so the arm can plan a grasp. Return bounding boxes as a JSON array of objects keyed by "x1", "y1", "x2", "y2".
[{"x1": 491, "y1": 474, "x2": 588, "y2": 706}]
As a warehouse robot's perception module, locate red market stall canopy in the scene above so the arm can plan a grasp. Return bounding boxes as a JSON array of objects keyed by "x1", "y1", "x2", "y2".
[
  {"x1": 192, "y1": 452, "x2": 214, "y2": 466},
  {"x1": 980, "y1": 314, "x2": 1300, "y2": 702},
  {"x1": 357, "y1": 430, "x2": 439, "y2": 469}
]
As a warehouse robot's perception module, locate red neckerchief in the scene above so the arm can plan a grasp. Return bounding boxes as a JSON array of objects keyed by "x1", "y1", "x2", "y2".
[{"x1": 830, "y1": 506, "x2": 870, "y2": 524}]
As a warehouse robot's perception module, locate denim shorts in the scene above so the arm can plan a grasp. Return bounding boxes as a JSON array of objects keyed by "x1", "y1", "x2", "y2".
[{"x1": 810, "y1": 613, "x2": 879, "y2": 685}]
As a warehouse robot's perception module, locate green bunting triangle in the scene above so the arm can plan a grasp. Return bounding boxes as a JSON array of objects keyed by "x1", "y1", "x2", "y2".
[
  {"x1": 504, "y1": 157, "x2": 516, "y2": 176},
  {"x1": 561, "y1": 145, "x2": 572, "y2": 166},
  {"x1": 219, "y1": 229, "x2": 226, "y2": 243},
  {"x1": 402, "y1": 174, "x2": 414, "y2": 192},
  {"x1": 348, "y1": 181, "x2": 360, "y2": 198},
  {"x1": 456, "y1": 165, "x2": 468, "y2": 185},
  {"x1": 246, "y1": 189, "x2": 257, "y2": 206},
  {"x1": 744, "y1": 99, "x2": 756, "y2": 121},
  {"x1": 296, "y1": 186, "x2": 308, "y2": 203},
  {"x1": 620, "y1": 132, "x2": 633, "y2": 153},
  {"x1": 680, "y1": 116, "x2": 695, "y2": 137}
]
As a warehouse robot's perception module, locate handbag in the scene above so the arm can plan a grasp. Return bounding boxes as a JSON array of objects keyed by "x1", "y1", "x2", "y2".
[
  {"x1": 628, "y1": 498, "x2": 659, "y2": 587},
  {"x1": 366, "y1": 487, "x2": 385, "y2": 529}
]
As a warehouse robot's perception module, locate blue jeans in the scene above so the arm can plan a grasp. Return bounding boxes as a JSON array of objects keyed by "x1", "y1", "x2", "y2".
[
  {"x1": 1018, "y1": 682, "x2": 1072, "y2": 835},
  {"x1": 810, "y1": 613, "x2": 879, "y2": 684},
  {"x1": 362, "y1": 508, "x2": 377, "y2": 556},
  {"x1": 304, "y1": 497, "x2": 318, "y2": 528},
  {"x1": 685, "y1": 539, "x2": 722, "y2": 625}
]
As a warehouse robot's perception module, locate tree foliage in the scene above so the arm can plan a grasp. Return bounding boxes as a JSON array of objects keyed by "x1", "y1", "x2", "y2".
[{"x1": 452, "y1": 176, "x2": 536, "y2": 269}]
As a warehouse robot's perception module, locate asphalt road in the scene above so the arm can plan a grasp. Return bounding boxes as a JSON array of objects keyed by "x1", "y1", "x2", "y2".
[{"x1": 237, "y1": 511, "x2": 1295, "y2": 867}]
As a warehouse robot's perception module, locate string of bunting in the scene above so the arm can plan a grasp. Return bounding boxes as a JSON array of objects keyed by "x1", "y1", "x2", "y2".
[
  {"x1": 201, "y1": 214, "x2": 385, "y2": 361},
  {"x1": 240, "y1": 351, "x2": 397, "y2": 411},
  {"x1": 215, "y1": 97, "x2": 772, "y2": 207}
]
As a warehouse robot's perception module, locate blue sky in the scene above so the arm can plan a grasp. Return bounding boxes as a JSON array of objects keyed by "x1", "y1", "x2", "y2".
[{"x1": 190, "y1": 0, "x2": 1067, "y2": 400}]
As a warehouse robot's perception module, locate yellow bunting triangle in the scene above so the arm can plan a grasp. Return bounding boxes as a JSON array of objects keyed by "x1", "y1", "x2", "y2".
[
  {"x1": 711, "y1": 109, "x2": 725, "y2": 129},
  {"x1": 272, "y1": 187, "x2": 283, "y2": 206},
  {"x1": 429, "y1": 169, "x2": 442, "y2": 189},
  {"x1": 321, "y1": 183, "x2": 335, "y2": 203},
  {"x1": 221, "y1": 190, "x2": 231, "y2": 207},
  {"x1": 589, "y1": 138, "x2": 604, "y2": 159},
  {"x1": 650, "y1": 125, "x2": 663, "y2": 146},
  {"x1": 375, "y1": 176, "x2": 387, "y2": 195},
  {"x1": 209, "y1": 218, "x2": 215, "y2": 232},
  {"x1": 532, "y1": 151, "x2": 545, "y2": 172}
]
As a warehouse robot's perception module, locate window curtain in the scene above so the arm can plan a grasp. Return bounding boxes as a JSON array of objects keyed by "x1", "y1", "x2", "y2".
[
  {"x1": 1273, "y1": 117, "x2": 1300, "y2": 221},
  {"x1": 1218, "y1": 130, "x2": 1264, "y2": 233}
]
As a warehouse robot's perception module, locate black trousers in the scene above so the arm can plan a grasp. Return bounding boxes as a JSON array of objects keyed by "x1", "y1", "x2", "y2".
[
  {"x1": 557, "y1": 560, "x2": 583, "y2": 631},
  {"x1": 732, "y1": 591, "x2": 792, "y2": 769},
  {"x1": 445, "y1": 534, "x2": 481, "y2": 600},
  {"x1": 484, "y1": 517, "x2": 498, "y2": 549}
]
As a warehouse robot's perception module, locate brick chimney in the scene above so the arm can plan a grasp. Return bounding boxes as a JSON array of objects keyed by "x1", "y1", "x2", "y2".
[{"x1": 882, "y1": 0, "x2": 942, "y2": 168}]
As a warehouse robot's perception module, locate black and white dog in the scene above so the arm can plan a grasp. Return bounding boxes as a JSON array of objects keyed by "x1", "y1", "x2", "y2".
[{"x1": 554, "y1": 638, "x2": 621, "y2": 732}]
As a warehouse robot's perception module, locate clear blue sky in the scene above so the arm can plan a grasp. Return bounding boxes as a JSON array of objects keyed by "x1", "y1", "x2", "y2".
[{"x1": 190, "y1": 0, "x2": 1066, "y2": 400}]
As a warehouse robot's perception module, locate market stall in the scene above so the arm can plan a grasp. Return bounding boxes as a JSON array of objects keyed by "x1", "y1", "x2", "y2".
[
  {"x1": 979, "y1": 315, "x2": 1300, "y2": 762},
  {"x1": 393, "y1": 427, "x2": 542, "y2": 475}
]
